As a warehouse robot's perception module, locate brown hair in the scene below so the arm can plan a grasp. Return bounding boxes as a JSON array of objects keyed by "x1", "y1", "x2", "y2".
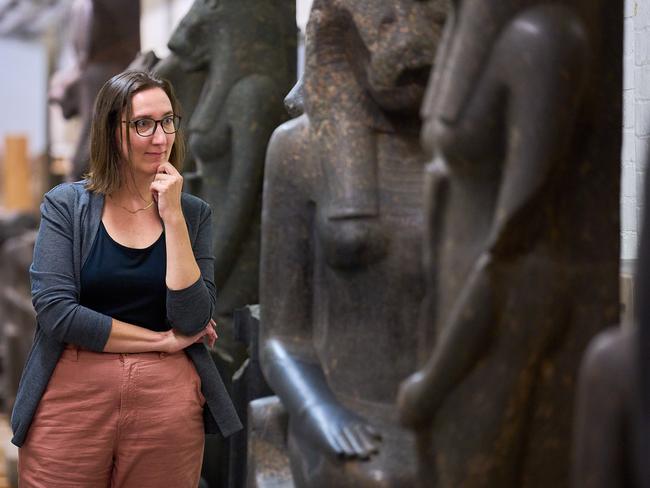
[{"x1": 85, "y1": 70, "x2": 185, "y2": 194}]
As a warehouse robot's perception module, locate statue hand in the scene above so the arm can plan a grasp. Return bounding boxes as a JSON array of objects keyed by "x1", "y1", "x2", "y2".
[
  {"x1": 294, "y1": 402, "x2": 382, "y2": 460},
  {"x1": 397, "y1": 370, "x2": 437, "y2": 430}
]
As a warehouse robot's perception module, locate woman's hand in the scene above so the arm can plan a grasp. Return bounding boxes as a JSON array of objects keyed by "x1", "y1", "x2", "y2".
[
  {"x1": 150, "y1": 162, "x2": 184, "y2": 223},
  {"x1": 199, "y1": 319, "x2": 218, "y2": 348},
  {"x1": 162, "y1": 319, "x2": 218, "y2": 353}
]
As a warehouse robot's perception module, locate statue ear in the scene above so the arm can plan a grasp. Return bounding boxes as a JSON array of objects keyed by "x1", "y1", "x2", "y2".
[{"x1": 304, "y1": 0, "x2": 383, "y2": 219}]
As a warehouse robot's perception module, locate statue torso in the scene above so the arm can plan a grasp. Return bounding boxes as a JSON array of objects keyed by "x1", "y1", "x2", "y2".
[{"x1": 311, "y1": 130, "x2": 426, "y2": 406}]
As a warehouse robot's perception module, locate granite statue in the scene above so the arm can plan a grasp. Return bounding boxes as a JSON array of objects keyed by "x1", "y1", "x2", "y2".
[
  {"x1": 397, "y1": 1, "x2": 622, "y2": 487},
  {"x1": 258, "y1": 1, "x2": 449, "y2": 486},
  {"x1": 572, "y1": 163, "x2": 650, "y2": 488},
  {"x1": 166, "y1": 0, "x2": 297, "y2": 318},
  {"x1": 0, "y1": 212, "x2": 38, "y2": 413},
  {"x1": 0, "y1": 230, "x2": 37, "y2": 415},
  {"x1": 50, "y1": 0, "x2": 140, "y2": 180}
]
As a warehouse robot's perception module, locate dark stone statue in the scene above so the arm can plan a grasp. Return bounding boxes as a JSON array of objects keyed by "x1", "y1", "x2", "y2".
[
  {"x1": 50, "y1": 0, "x2": 140, "y2": 180},
  {"x1": 397, "y1": 1, "x2": 622, "y2": 487},
  {"x1": 0, "y1": 212, "x2": 38, "y2": 413},
  {"x1": 166, "y1": 0, "x2": 297, "y2": 318},
  {"x1": 571, "y1": 166, "x2": 650, "y2": 488},
  {"x1": 228, "y1": 306, "x2": 274, "y2": 488},
  {"x1": 572, "y1": 327, "x2": 642, "y2": 488},
  {"x1": 258, "y1": 1, "x2": 448, "y2": 486}
]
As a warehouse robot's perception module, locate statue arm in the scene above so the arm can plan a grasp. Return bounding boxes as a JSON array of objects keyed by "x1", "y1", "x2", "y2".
[
  {"x1": 399, "y1": 5, "x2": 590, "y2": 428},
  {"x1": 260, "y1": 119, "x2": 380, "y2": 459},
  {"x1": 212, "y1": 75, "x2": 284, "y2": 285},
  {"x1": 486, "y1": 5, "x2": 589, "y2": 257}
]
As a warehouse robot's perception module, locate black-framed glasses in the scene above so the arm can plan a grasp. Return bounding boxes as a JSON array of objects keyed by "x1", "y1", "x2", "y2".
[{"x1": 122, "y1": 114, "x2": 181, "y2": 137}]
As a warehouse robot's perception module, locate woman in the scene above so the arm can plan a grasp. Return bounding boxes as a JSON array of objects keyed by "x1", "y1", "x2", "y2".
[{"x1": 12, "y1": 70, "x2": 241, "y2": 487}]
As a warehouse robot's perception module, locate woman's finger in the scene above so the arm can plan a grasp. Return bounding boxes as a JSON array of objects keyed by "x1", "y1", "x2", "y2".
[
  {"x1": 205, "y1": 324, "x2": 218, "y2": 341},
  {"x1": 157, "y1": 162, "x2": 179, "y2": 176},
  {"x1": 153, "y1": 173, "x2": 172, "y2": 182},
  {"x1": 203, "y1": 326, "x2": 217, "y2": 348}
]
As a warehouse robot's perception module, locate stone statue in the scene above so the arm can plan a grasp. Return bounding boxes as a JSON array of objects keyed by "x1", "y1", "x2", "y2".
[
  {"x1": 397, "y1": 1, "x2": 622, "y2": 487},
  {"x1": 50, "y1": 0, "x2": 140, "y2": 180},
  {"x1": 0, "y1": 213, "x2": 38, "y2": 414},
  {"x1": 572, "y1": 168, "x2": 650, "y2": 488},
  {"x1": 166, "y1": 0, "x2": 297, "y2": 318},
  {"x1": 0, "y1": 230, "x2": 37, "y2": 415},
  {"x1": 258, "y1": 1, "x2": 448, "y2": 485}
]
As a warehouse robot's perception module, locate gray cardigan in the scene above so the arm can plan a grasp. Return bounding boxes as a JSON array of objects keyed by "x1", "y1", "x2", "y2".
[{"x1": 11, "y1": 181, "x2": 242, "y2": 447}]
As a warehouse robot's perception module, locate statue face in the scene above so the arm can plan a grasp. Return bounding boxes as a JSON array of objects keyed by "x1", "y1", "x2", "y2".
[
  {"x1": 335, "y1": 0, "x2": 449, "y2": 111},
  {"x1": 167, "y1": 0, "x2": 228, "y2": 72}
]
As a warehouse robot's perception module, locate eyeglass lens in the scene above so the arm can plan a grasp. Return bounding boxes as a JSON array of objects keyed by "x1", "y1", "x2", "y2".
[{"x1": 133, "y1": 115, "x2": 180, "y2": 136}]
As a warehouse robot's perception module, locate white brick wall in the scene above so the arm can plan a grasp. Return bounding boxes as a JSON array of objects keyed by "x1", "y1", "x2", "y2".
[{"x1": 623, "y1": 0, "x2": 647, "y2": 261}]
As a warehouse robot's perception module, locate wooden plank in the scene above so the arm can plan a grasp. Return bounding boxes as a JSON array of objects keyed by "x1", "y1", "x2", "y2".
[{"x1": 3, "y1": 135, "x2": 33, "y2": 212}]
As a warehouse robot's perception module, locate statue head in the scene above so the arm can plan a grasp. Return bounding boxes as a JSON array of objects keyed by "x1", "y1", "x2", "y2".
[
  {"x1": 303, "y1": 0, "x2": 448, "y2": 219},
  {"x1": 167, "y1": 0, "x2": 296, "y2": 82},
  {"x1": 305, "y1": 0, "x2": 446, "y2": 115},
  {"x1": 423, "y1": 0, "x2": 609, "y2": 126}
]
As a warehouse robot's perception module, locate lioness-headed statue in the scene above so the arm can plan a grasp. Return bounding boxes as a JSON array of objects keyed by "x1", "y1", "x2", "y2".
[
  {"x1": 259, "y1": 1, "x2": 448, "y2": 486},
  {"x1": 168, "y1": 0, "x2": 296, "y2": 317}
]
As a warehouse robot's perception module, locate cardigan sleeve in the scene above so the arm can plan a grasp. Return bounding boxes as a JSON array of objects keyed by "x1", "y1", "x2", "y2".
[
  {"x1": 30, "y1": 187, "x2": 112, "y2": 351},
  {"x1": 165, "y1": 201, "x2": 217, "y2": 335}
]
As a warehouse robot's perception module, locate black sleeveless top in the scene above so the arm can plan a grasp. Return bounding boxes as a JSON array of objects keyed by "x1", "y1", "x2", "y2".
[{"x1": 80, "y1": 222, "x2": 168, "y2": 331}]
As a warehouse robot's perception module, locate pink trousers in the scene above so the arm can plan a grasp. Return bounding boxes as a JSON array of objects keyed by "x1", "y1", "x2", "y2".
[{"x1": 19, "y1": 345, "x2": 205, "y2": 487}]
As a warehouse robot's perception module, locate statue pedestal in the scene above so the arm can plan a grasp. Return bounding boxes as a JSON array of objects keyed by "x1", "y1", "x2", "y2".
[{"x1": 246, "y1": 396, "x2": 293, "y2": 488}]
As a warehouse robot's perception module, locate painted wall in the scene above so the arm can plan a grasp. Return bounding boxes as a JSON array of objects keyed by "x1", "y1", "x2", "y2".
[
  {"x1": 140, "y1": 0, "x2": 194, "y2": 57},
  {"x1": 0, "y1": 38, "x2": 47, "y2": 157}
]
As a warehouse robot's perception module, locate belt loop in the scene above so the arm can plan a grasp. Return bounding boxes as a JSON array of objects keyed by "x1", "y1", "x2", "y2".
[{"x1": 73, "y1": 345, "x2": 79, "y2": 361}]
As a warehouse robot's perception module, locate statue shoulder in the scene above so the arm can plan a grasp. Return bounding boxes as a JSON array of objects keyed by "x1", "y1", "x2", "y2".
[
  {"x1": 578, "y1": 326, "x2": 636, "y2": 397},
  {"x1": 265, "y1": 114, "x2": 314, "y2": 187},
  {"x1": 495, "y1": 5, "x2": 589, "y2": 77}
]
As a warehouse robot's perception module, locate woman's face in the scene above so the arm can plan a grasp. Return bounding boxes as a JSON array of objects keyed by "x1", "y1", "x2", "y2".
[{"x1": 119, "y1": 87, "x2": 175, "y2": 176}]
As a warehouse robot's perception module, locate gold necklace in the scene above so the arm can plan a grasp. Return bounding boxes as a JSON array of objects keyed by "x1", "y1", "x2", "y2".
[{"x1": 112, "y1": 196, "x2": 155, "y2": 214}]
